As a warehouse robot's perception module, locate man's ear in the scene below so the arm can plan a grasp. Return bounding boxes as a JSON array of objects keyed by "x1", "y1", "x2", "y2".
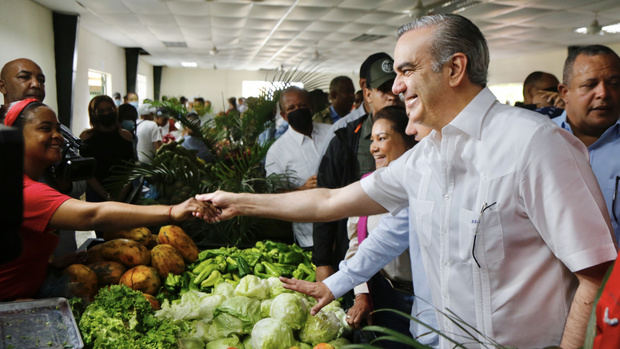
[
  {"x1": 0, "y1": 79, "x2": 6, "y2": 95},
  {"x1": 363, "y1": 87, "x2": 372, "y2": 106},
  {"x1": 447, "y1": 53, "x2": 468, "y2": 87},
  {"x1": 280, "y1": 110, "x2": 288, "y2": 121},
  {"x1": 558, "y1": 83, "x2": 569, "y2": 106}
]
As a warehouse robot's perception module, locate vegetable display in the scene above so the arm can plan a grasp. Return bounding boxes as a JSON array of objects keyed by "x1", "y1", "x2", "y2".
[{"x1": 70, "y1": 235, "x2": 356, "y2": 348}]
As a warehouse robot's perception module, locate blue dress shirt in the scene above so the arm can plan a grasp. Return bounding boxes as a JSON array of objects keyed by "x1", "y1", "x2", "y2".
[
  {"x1": 553, "y1": 111, "x2": 620, "y2": 241},
  {"x1": 323, "y1": 208, "x2": 439, "y2": 347}
]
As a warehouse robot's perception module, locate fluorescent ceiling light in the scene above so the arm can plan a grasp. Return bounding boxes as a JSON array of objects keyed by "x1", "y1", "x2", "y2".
[
  {"x1": 575, "y1": 21, "x2": 620, "y2": 34},
  {"x1": 181, "y1": 61, "x2": 197, "y2": 68}
]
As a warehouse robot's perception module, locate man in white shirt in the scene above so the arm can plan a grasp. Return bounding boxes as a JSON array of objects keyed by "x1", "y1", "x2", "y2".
[
  {"x1": 197, "y1": 14, "x2": 616, "y2": 348},
  {"x1": 265, "y1": 86, "x2": 331, "y2": 248},
  {"x1": 136, "y1": 104, "x2": 162, "y2": 163}
]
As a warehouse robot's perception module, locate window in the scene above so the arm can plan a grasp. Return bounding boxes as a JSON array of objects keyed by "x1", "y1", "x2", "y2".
[
  {"x1": 88, "y1": 69, "x2": 111, "y2": 98},
  {"x1": 488, "y1": 83, "x2": 523, "y2": 106},
  {"x1": 137, "y1": 74, "x2": 147, "y2": 103},
  {"x1": 242, "y1": 80, "x2": 304, "y2": 98}
]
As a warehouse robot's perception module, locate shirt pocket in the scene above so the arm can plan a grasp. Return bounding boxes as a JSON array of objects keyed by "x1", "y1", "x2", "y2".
[
  {"x1": 459, "y1": 206, "x2": 505, "y2": 266},
  {"x1": 412, "y1": 199, "x2": 434, "y2": 247}
]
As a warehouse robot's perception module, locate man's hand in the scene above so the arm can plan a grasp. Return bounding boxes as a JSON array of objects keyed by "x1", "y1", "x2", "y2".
[
  {"x1": 195, "y1": 191, "x2": 238, "y2": 222},
  {"x1": 346, "y1": 293, "x2": 373, "y2": 328},
  {"x1": 537, "y1": 90, "x2": 565, "y2": 108},
  {"x1": 279, "y1": 277, "x2": 335, "y2": 315},
  {"x1": 298, "y1": 175, "x2": 317, "y2": 191},
  {"x1": 171, "y1": 197, "x2": 219, "y2": 222}
]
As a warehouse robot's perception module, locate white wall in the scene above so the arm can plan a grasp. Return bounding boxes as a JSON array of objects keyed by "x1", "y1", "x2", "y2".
[
  {"x1": 72, "y1": 25, "x2": 127, "y2": 135},
  {"x1": 160, "y1": 67, "x2": 358, "y2": 113},
  {"x1": 137, "y1": 57, "x2": 154, "y2": 102},
  {"x1": 488, "y1": 43, "x2": 620, "y2": 85},
  {"x1": 0, "y1": 0, "x2": 56, "y2": 111}
]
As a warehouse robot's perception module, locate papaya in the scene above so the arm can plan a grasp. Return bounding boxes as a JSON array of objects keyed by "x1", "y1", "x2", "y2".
[
  {"x1": 151, "y1": 244, "x2": 185, "y2": 277},
  {"x1": 145, "y1": 234, "x2": 158, "y2": 249},
  {"x1": 142, "y1": 292, "x2": 161, "y2": 310},
  {"x1": 157, "y1": 225, "x2": 198, "y2": 263},
  {"x1": 119, "y1": 265, "x2": 161, "y2": 295},
  {"x1": 85, "y1": 243, "x2": 106, "y2": 264},
  {"x1": 88, "y1": 261, "x2": 126, "y2": 286},
  {"x1": 100, "y1": 238, "x2": 151, "y2": 267},
  {"x1": 64, "y1": 264, "x2": 98, "y2": 301},
  {"x1": 102, "y1": 227, "x2": 152, "y2": 246}
]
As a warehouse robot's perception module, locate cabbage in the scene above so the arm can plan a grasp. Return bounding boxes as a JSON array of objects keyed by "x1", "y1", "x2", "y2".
[
  {"x1": 235, "y1": 275, "x2": 270, "y2": 299},
  {"x1": 217, "y1": 295, "x2": 261, "y2": 330},
  {"x1": 213, "y1": 282, "x2": 235, "y2": 297},
  {"x1": 206, "y1": 335, "x2": 243, "y2": 349},
  {"x1": 193, "y1": 313, "x2": 246, "y2": 342},
  {"x1": 269, "y1": 293, "x2": 307, "y2": 330},
  {"x1": 266, "y1": 277, "x2": 289, "y2": 297},
  {"x1": 299, "y1": 310, "x2": 341, "y2": 345},
  {"x1": 260, "y1": 299, "x2": 272, "y2": 318},
  {"x1": 250, "y1": 318, "x2": 295, "y2": 349},
  {"x1": 156, "y1": 291, "x2": 224, "y2": 322},
  {"x1": 295, "y1": 342, "x2": 313, "y2": 349}
]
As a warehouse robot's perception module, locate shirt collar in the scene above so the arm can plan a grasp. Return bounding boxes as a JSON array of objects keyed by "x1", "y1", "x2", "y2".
[
  {"x1": 448, "y1": 87, "x2": 497, "y2": 140},
  {"x1": 554, "y1": 110, "x2": 572, "y2": 132},
  {"x1": 329, "y1": 105, "x2": 340, "y2": 122},
  {"x1": 288, "y1": 124, "x2": 314, "y2": 145}
]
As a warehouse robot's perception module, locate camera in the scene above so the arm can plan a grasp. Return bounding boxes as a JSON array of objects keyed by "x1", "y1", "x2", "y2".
[{"x1": 54, "y1": 124, "x2": 96, "y2": 181}]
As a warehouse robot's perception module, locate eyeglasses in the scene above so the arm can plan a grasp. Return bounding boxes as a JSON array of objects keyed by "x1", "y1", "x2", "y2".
[
  {"x1": 613, "y1": 176, "x2": 619, "y2": 224},
  {"x1": 472, "y1": 201, "x2": 497, "y2": 268}
]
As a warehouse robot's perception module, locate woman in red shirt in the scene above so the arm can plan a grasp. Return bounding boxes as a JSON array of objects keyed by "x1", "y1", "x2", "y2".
[{"x1": 0, "y1": 99, "x2": 214, "y2": 300}]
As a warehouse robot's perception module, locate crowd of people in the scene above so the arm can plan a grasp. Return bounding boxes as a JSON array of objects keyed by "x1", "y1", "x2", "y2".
[{"x1": 1, "y1": 12, "x2": 619, "y2": 349}]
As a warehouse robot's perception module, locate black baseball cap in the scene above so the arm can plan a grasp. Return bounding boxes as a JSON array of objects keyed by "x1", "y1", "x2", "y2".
[{"x1": 361, "y1": 52, "x2": 396, "y2": 89}]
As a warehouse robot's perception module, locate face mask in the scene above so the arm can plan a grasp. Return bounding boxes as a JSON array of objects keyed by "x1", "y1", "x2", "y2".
[
  {"x1": 98, "y1": 112, "x2": 116, "y2": 127},
  {"x1": 287, "y1": 108, "x2": 313, "y2": 136},
  {"x1": 114, "y1": 99, "x2": 121, "y2": 107},
  {"x1": 129, "y1": 101, "x2": 139, "y2": 110},
  {"x1": 121, "y1": 120, "x2": 135, "y2": 132}
]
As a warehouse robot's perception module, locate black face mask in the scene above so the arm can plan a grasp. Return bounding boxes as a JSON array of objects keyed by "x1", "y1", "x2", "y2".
[
  {"x1": 287, "y1": 108, "x2": 313, "y2": 135},
  {"x1": 97, "y1": 112, "x2": 117, "y2": 127}
]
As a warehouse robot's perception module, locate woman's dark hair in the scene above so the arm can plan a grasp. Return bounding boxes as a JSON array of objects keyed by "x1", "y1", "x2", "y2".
[
  {"x1": 374, "y1": 105, "x2": 416, "y2": 149},
  {"x1": 88, "y1": 95, "x2": 117, "y2": 126},
  {"x1": 228, "y1": 97, "x2": 237, "y2": 109},
  {"x1": 118, "y1": 103, "x2": 138, "y2": 122}
]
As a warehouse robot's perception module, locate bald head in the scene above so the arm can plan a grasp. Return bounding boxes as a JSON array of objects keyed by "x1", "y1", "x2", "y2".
[{"x1": 0, "y1": 58, "x2": 45, "y2": 105}]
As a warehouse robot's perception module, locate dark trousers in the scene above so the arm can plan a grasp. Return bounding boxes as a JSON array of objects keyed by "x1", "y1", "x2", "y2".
[{"x1": 367, "y1": 274, "x2": 414, "y2": 348}]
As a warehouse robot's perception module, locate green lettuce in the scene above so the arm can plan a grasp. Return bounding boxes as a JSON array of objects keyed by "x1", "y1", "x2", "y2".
[
  {"x1": 299, "y1": 310, "x2": 341, "y2": 345},
  {"x1": 234, "y1": 275, "x2": 270, "y2": 300},
  {"x1": 217, "y1": 295, "x2": 261, "y2": 330},
  {"x1": 269, "y1": 293, "x2": 307, "y2": 330},
  {"x1": 250, "y1": 318, "x2": 295, "y2": 349},
  {"x1": 206, "y1": 335, "x2": 243, "y2": 349},
  {"x1": 156, "y1": 290, "x2": 224, "y2": 322}
]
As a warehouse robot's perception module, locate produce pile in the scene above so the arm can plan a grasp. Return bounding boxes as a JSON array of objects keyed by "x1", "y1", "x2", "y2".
[
  {"x1": 71, "y1": 228, "x2": 351, "y2": 348},
  {"x1": 163, "y1": 240, "x2": 316, "y2": 299}
]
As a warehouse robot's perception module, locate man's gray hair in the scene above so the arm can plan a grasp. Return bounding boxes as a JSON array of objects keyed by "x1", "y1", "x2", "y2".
[{"x1": 397, "y1": 14, "x2": 489, "y2": 87}]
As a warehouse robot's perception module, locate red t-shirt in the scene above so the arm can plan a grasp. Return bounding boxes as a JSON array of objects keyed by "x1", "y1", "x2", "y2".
[
  {"x1": 594, "y1": 260, "x2": 620, "y2": 349},
  {"x1": 0, "y1": 175, "x2": 70, "y2": 300}
]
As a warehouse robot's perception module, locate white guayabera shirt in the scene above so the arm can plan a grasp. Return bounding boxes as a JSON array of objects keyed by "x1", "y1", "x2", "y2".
[
  {"x1": 361, "y1": 88, "x2": 616, "y2": 348},
  {"x1": 265, "y1": 122, "x2": 332, "y2": 247}
]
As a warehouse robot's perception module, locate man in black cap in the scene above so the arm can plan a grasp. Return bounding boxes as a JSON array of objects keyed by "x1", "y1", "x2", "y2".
[{"x1": 312, "y1": 52, "x2": 401, "y2": 283}]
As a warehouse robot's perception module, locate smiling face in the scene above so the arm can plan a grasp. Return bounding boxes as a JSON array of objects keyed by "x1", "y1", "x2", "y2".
[
  {"x1": 0, "y1": 59, "x2": 46, "y2": 104},
  {"x1": 23, "y1": 106, "x2": 64, "y2": 169},
  {"x1": 370, "y1": 118, "x2": 409, "y2": 168},
  {"x1": 560, "y1": 53, "x2": 620, "y2": 138},
  {"x1": 392, "y1": 26, "x2": 448, "y2": 134}
]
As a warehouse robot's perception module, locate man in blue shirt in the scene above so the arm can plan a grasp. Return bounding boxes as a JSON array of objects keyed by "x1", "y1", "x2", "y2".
[{"x1": 554, "y1": 44, "x2": 620, "y2": 241}]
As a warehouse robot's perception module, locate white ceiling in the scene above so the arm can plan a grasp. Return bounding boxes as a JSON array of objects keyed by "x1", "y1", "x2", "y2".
[{"x1": 33, "y1": 0, "x2": 620, "y2": 73}]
